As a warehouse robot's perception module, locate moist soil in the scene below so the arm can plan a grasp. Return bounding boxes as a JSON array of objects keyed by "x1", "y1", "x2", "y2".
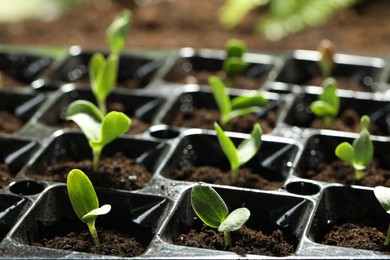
[
  {"x1": 0, "y1": 111, "x2": 24, "y2": 134},
  {"x1": 171, "y1": 108, "x2": 277, "y2": 134},
  {"x1": 306, "y1": 159, "x2": 390, "y2": 187},
  {"x1": 171, "y1": 165, "x2": 283, "y2": 190},
  {"x1": 33, "y1": 227, "x2": 145, "y2": 257},
  {"x1": 26, "y1": 152, "x2": 152, "y2": 190},
  {"x1": 309, "y1": 108, "x2": 385, "y2": 135},
  {"x1": 323, "y1": 223, "x2": 390, "y2": 253},
  {"x1": 174, "y1": 223, "x2": 294, "y2": 256},
  {"x1": 0, "y1": 163, "x2": 12, "y2": 188}
]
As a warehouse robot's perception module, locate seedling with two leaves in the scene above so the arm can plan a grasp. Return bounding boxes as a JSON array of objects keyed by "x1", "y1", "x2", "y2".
[
  {"x1": 66, "y1": 100, "x2": 131, "y2": 172},
  {"x1": 335, "y1": 115, "x2": 373, "y2": 181},
  {"x1": 223, "y1": 39, "x2": 249, "y2": 87},
  {"x1": 208, "y1": 75, "x2": 269, "y2": 127},
  {"x1": 191, "y1": 182, "x2": 250, "y2": 248},
  {"x1": 67, "y1": 169, "x2": 111, "y2": 246},
  {"x1": 214, "y1": 122, "x2": 262, "y2": 185},
  {"x1": 89, "y1": 9, "x2": 131, "y2": 115},
  {"x1": 310, "y1": 77, "x2": 340, "y2": 127},
  {"x1": 373, "y1": 186, "x2": 390, "y2": 246}
]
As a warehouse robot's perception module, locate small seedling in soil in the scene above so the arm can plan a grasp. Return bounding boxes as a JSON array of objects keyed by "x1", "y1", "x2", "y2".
[
  {"x1": 373, "y1": 186, "x2": 390, "y2": 246},
  {"x1": 89, "y1": 9, "x2": 131, "y2": 115},
  {"x1": 214, "y1": 122, "x2": 262, "y2": 184},
  {"x1": 209, "y1": 75, "x2": 268, "y2": 127},
  {"x1": 335, "y1": 115, "x2": 373, "y2": 180},
  {"x1": 191, "y1": 182, "x2": 250, "y2": 248},
  {"x1": 223, "y1": 39, "x2": 249, "y2": 87},
  {"x1": 317, "y1": 39, "x2": 335, "y2": 78},
  {"x1": 310, "y1": 77, "x2": 340, "y2": 126},
  {"x1": 67, "y1": 169, "x2": 111, "y2": 246},
  {"x1": 66, "y1": 100, "x2": 131, "y2": 172}
]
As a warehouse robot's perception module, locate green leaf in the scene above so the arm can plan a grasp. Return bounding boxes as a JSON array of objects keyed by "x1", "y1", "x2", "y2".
[
  {"x1": 94, "y1": 55, "x2": 118, "y2": 108},
  {"x1": 225, "y1": 39, "x2": 246, "y2": 58},
  {"x1": 89, "y1": 53, "x2": 105, "y2": 90},
  {"x1": 320, "y1": 78, "x2": 339, "y2": 112},
  {"x1": 231, "y1": 95, "x2": 269, "y2": 110},
  {"x1": 237, "y1": 123, "x2": 262, "y2": 166},
  {"x1": 223, "y1": 57, "x2": 249, "y2": 78},
  {"x1": 352, "y1": 128, "x2": 373, "y2": 169},
  {"x1": 374, "y1": 186, "x2": 390, "y2": 213},
  {"x1": 214, "y1": 122, "x2": 239, "y2": 173},
  {"x1": 208, "y1": 76, "x2": 231, "y2": 118},
  {"x1": 218, "y1": 207, "x2": 250, "y2": 232},
  {"x1": 106, "y1": 9, "x2": 131, "y2": 54},
  {"x1": 335, "y1": 142, "x2": 354, "y2": 165},
  {"x1": 82, "y1": 204, "x2": 111, "y2": 223},
  {"x1": 90, "y1": 111, "x2": 131, "y2": 149},
  {"x1": 191, "y1": 183, "x2": 228, "y2": 228},
  {"x1": 310, "y1": 100, "x2": 336, "y2": 117},
  {"x1": 67, "y1": 169, "x2": 99, "y2": 223},
  {"x1": 66, "y1": 100, "x2": 104, "y2": 141}
]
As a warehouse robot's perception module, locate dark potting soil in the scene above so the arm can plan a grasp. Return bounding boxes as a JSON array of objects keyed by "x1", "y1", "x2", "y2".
[
  {"x1": 170, "y1": 70, "x2": 266, "y2": 90},
  {"x1": 309, "y1": 108, "x2": 384, "y2": 135},
  {"x1": 0, "y1": 163, "x2": 12, "y2": 188},
  {"x1": 174, "y1": 224, "x2": 294, "y2": 256},
  {"x1": 27, "y1": 152, "x2": 152, "y2": 190},
  {"x1": 307, "y1": 76, "x2": 369, "y2": 92},
  {"x1": 171, "y1": 108, "x2": 277, "y2": 134},
  {"x1": 307, "y1": 159, "x2": 390, "y2": 187},
  {"x1": 323, "y1": 223, "x2": 390, "y2": 253},
  {"x1": 33, "y1": 227, "x2": 145, "y2": 257},
  {"x1": 0, "y1": 110, "x2": 23, "y2": 134},
  {"x1": 71, "y1": 75, "x2": 144, "y2": 90},
  {"x1": 172, "y1": 165, "x2": 283, "y2": 190},
  {"x1": 0, "y1": 73, "x2": 25, "y2": 88}
]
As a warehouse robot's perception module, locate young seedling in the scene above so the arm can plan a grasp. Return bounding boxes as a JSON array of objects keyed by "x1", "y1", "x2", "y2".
[
  {"x1": 66, "y1": 100, "x2": 131, "y2": 172},
  {"x1": 89, "y1": 9, "x2": 131, "y2": 115},
  {"x1": 317, "y1": 39, "x2": 336, "y2": 78},
  {"x1": 208, "y1": 75, "x2": 269, "y2": 127},
  {"x1": 223, "y1": 39, "x2": 249, "y2": 87},
  {"x1": 335, "y1": 115, "x2": 373, "y2": 181},
  {"x1": 373, "y1": 186, "x2": 390, "y2": 245},
  {"x1": 67, "y1": 169, "x2": 111, "y2": 246},
  {"x1": 191, "y1": 182, "x2": 250, "y2": 248},
  {"x1": 214, "y1": 122, "x2": 262, "y2": 184},
  {"x1": 310, "y1": 77, "x2": 340, "y2": 126}
]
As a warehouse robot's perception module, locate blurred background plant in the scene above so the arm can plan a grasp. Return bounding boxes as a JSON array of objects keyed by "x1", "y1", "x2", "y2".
[{"x1": 220, "y1": 0, "x2": 363, "y2": 41}]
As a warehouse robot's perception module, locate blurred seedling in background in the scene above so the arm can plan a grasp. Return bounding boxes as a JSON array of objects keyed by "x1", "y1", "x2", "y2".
[
  {"x1": 310, "y1": 77, "x2": 340, "y2": 127},
  {"x1": 373, "y1": 186, "x2": 390, "y2": 246},
  {"x1": 191, "y1": 182, "x2": 250, "y2": 248},
  {"x1": 317, "y1": 39, "x2": 336, "y2": 78},
  {"x1": 214, "y1": 122, "x2": 262, "y2": 184},
  {"x1": 89, "y1": 9, "x2": 131, "y2": 115},
  {"x1": 335, "y1": 115, "x2": 373, "y2": 181},
  {"x1": 223, "y1": 39, "x2": 249, "y2": 87},
  {"x1": 208, "y1": 75, "x2": 268, "y2": 127},
  {"x1": 67, "y1": 169, "x2": 111, "y2": 246},
  {"x1": 66, "y1": 100, "x2": 131, "y2": 172}
]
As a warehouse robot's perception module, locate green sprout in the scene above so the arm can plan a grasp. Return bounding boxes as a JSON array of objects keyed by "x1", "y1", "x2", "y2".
[
  {"x1": 67, "y1": 169, "x2": 111, "y2": 246},
  {"x1": 373, "y1": 186, "x2": 390, "y2": 246},
  {"x1": 191, "y1": 182, "x2": 250, "y2": 248},
  {"x1": 223, "y1": 39, "x2": 249, "y2": 87},
  {"x1": 214, "y1": 122, "x2": 262, "y2": 184},
  {"x1": 335, "y1": 115, "x2": 373, "y2": 181},
  {"x1": 66, "y1": 100, "x2": 131, "y2": 172},
  {"x1": 310, "y1": 77, "x2": 340, "y2": 127},
  {"x1": 317, "y1": 39, "x2": 335, "y2": 78},
  {"x1": 89, "y1": 9, "x2": 131, "y2": 115},
  {"x1": 208, "y1": 75, "x2": 268, "y2": 127}
]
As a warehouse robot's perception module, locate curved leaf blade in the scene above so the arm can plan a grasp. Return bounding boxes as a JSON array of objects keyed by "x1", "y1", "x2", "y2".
[
  {"x1": 237, "y1": 123, "x2": 262, "y2": 166},
  {"x1": 209, "y1": 76, "x2": 231, "y2": 118},
  {"x1": 82, "y1": 204, "x2": 111, "y2": 223},
  {"x1": 335, "y1": 142, "x2": 354, "y2": 165},
  {"x1": 231, "y1": 95, "x2": 268, "y2": 110},
  {"x1": 374, "y1": 186, "x2": 390, "y2": 213},
  {"x1": 214, "y1": 122, "x2": 239, "y2": 173},
  {"x1": 218, "y1": 207, "x2": 250, "y2": 232}
]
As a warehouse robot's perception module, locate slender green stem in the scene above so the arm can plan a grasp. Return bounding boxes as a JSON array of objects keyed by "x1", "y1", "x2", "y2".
[
  {"x1": 231, "y1": 168, "x2": 238, "y2": 185},
  {"x1": 324, "y1": 116, "x2": 333, "y2": 127},
  {"x1": 385, "y1": 224, "x2": 390, "y2": 246},
  {"x1": 87, "y1": 220, "x2": 100, "y2": 246},
  {"x1": 355, "y1": 170, "x2": 364, "y2": 181},
  {"x1": 97, "y1": 98, "x2": 107, "y2": 116},
  {"x1": 223, "y1": 231, "x2": 231, "y2": 248},
  {"x1": 92, "y1": 147, "x2": 102, "y2": 172}
]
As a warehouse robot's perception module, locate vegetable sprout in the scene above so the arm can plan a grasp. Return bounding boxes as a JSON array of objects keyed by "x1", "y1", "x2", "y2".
[{"x1": 223, "y1": 39, "x2": 249, "y2": 87}]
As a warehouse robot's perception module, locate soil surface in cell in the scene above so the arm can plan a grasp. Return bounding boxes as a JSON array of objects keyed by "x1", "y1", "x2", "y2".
[
  {"x1": 171, "y1": 108, "x2": 277, "y2": 134},
  {"x1": 33, "y1": 227, "x2": 145, "y2": 257},
  {"x1": 172, "y1": 165, "x2": 283, "y2": 190},
  {"x1": 323, "y1": 223, "x2": 390, "y2": 253},
  {"x1": 0, "y1": 163, "x2": 12, "y2": 188},
  {"x1": 0, "y1": 111, "x2": 24, "y2": 134},
  {"x1": 306, "y1": 159, "x2": 390, "y2": 187},
  {"x1": 70, "y1": 74, "x2": 145, "y2": 90},
  {"x1": 27, "y1": 152, "x2": 152, "y2": 190},
  {"x1": 175, "y1": 223, "x2": 294, "y2": 256}
]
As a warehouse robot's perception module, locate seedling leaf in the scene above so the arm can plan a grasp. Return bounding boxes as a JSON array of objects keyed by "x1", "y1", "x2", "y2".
[
  {"x1": 335, "y1": 142, "x2": 354, "y2": 165},
  {"x1": 374, "y1": 186, "x2": 390, "y2": 213},
  {"x1": 237, "y1": 123, "x2": 262, "y2": 165},
  {"x1": 231, "y1": 95, "x2": 268, "y2": 110},
  {"x1": 82, "y1": 204, "x2": 112, "y2": 222},
  {"x1": 209, "y1": 76, "x2": 231, "y2": 117},
  {"x1": 218, "y1": 207, "x2": 250, "y2": 232},
  {"x1": 191, "y1": 183, "x2": 228, "y2": 228},
  {"x1": 214, "y1": 122, "x2": 239, "y2": 175},
  {"x1": 106, "y1": 9, "x2": 132, "y2": 55}
]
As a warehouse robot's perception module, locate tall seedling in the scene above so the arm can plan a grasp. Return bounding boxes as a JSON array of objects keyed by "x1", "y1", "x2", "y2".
[{"x1": 89, "y1": 9, "x2": 131, "y2": 115}]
